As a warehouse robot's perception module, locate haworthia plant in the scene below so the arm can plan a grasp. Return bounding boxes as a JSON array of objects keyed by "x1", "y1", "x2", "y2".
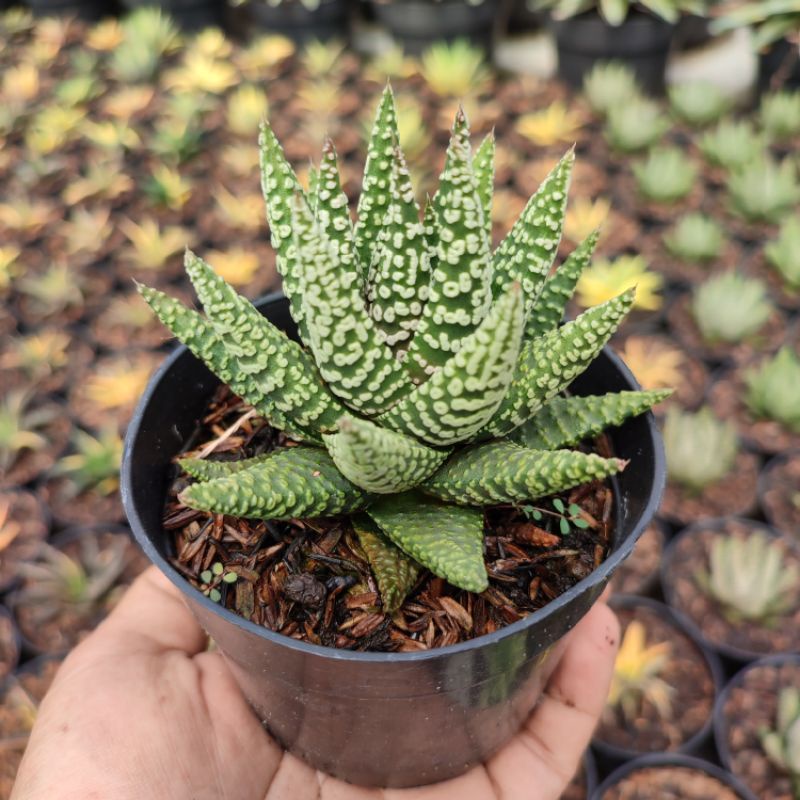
[{"x1": 140, "y1": 87, "x2": 665, "y2": 610}]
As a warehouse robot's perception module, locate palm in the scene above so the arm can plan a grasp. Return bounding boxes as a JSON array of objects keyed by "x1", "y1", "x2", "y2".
[{"x1": 12, "y1": 569, "x2": 618, "y2": 800}]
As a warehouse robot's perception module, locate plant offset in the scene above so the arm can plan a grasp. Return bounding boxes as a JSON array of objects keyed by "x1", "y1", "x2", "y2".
[{"x1": 141, "y1": 88, "x2": 664, "y2": 625}]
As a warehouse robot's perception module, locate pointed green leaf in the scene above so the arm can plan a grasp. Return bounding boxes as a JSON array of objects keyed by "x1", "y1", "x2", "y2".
[
  {"x1": 323, "y1": 415, "x2": 449, "y2": 493},
  {"x1": 492, "y1": 149, "x2": 574, "y2": 314},
  {"x1": 367, "y1": 145, "x2": 430, "y2": 347},
  {"x1": 510, "y1": 389, "x2": 671, "y2": 450},
  {"x1": 352, "y1": 515, "x2": 421, "y2": 613},
  {"x1": 368, "y1": 492, "x2": 487, "y2": 593},
  {"x1": 259, "y1": 120, "x2": 311, "y2": 343},
  {"x1": 179, "y1": 446, "x2": 369, "y2": 520},
  {"x1": 183, "y1": 249, "x2": 346, "y2": 433},
  {"x1": 178, "y1": 453, "x2": 275, "y2": 481},
  {"x1": 378, "y1": 282, "x2": 524, "y2": 446},
  {"x1": 525, "y1": 229, "x2": 599, "y2": 340},
  {"x1": 138, "y1": 283, "x2": 324, "y2": 443},
  {"x1": 292, "y1": 195, "x2": 411, "y2": 416},
  {"x1": 474, "y1": 131, "x2": 495, "y2": 243},
  {"x1": 482, "y1": 288, "x2": 635, "y2": 438},
  {"x1": 423, "y1": 441, "x2": 626, "y2": 505},
  {"x1": 355, "y1": 85, "x2": 400, "y2": 277},
  {"x1": 405, "y1": 109, "x2": 493, "y2": 381}
]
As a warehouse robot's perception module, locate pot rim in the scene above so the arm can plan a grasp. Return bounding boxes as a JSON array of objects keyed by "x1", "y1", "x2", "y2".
[{"x1": 122, "y1": 291, "x2": 666, "y2": 664}]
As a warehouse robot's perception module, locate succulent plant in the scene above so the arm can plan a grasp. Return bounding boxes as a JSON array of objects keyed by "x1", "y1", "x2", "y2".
[
  {"x1": 80, "y1": 120, "x2": 141, "y2": 154},
  {"x1": 54, "y1": 74, "x2": 100, "y2": 108},
  {"x1": 564, "y1": 196, "x2": 611, "y2": 244},
  {"x1": 1, "y1": 331, "x2": 70, "y2": 382},
  {"x1": 605, "y1": 97, "x2": 671, "y2": 153},
  {"x1": 668, "y1": 81, "x2": 732, "y2": 127},
  {"x1": 745, "y1": 347, "x2": 800, "y2": 434},
  {"x1": 698, "y1": 118, "x2": 765, "y2": 172},
  {"x1": 227, "y1": 84, "x2": 269, "y2": 138},
  {"x1": 82, "y1": 360, "x2": 154, "y2": 416},
  {"x1": 203, "y1": 248, "x2": 260, "y2": 287},
  {"x1": 235, "y1": 33, "x2": 295, "y2": 79},
  {"x1": 366, "y1": 44, "x2": 419, "y2": 82},
  {"x1": 761, "y1": 89, "x2": 800, "y2": 141},
  {"x1": 663, "y1": 213, "x2": 725, "y2": 263},
  {"x1": 16, "y1": 535, "x2": 129, "y2": 624},
  {"x1": 582, "y1": 61, "x2": 640, "y2": 118},
  {"x1": 761, "y1": 686, "x2": 800, "y2": 795},
  {"x1": 516, "y1": 101, "x2": 584, "y2": 147},
  {"x1": 633, "y1": 146, "x2": 697, "y2": 203},
  {"x1": 53, "y1": 428, "x2": 123, "y2": 498},
  {"x1": 120, "y1": 218, "x2": 187, "y2": 271},
  {"x1": 214, "y1": 186, "x2": 264, "y2": 232},
  {"x1": 86, "y1": 17, "x2": 123, "y2": 50},
  {"x1": 24, "y1": 106, "x2": 84, "y2": 156},
  {"x1": 576, "y1": 255, "x2": 663, "y2": 311},
  {"x1": 727, "y1": 153, "x2": 800, "y2": 224},
  {"x1": 101, "y1": 86, "x2": 155, "y2": 121},
  {"x1": 62, "y1": 158, "x2": 133, "y2": 206},
  {"x1": 0, "y1": 200, "x2": 52, "y2": 234},
  {"x1": 691, "y1": 272, "x2": 773, "y2": 344},
  {"x1": 165, "y1": 49, "x2": 238, "y2": 95},
  {"x1": 0, "y1": 391, "x2": 55, "y2": 474},
  {"x1": 0, "y1": 245, "x2": 21, "y2": 291},
  {"x1": 109, "y1": 7, "x2": 181, "y2": 83},
  {"x1": 17, "y1": 263, "x2": 84, "y2": 317},
  {"x1": 62, "y1": 208, "x2": 113, "y2": 258},
  {"x1": 712, "y1": 2, "x2": 800, "y2": 49},
  {"x1": 144, "y1": 165, "x2": 191, "y2": 211},
  {"x1": 618, "y1": 337, "x2": 685, "y2": 392},
  {"x1": 766, "y1": 215, "x2": 800, "y2": 290},
  {"x1": 696, "y1": 530, "x2": 800, "y2": 624},
  {"x1": 420, "y1": 39, "x2": 490, "y2": 98},
  {"x1": 300, "y1": 38, "x2": 345, "y2": 79},
  {"x1": 608, "y1": 619, "x2": 673, "y2": 724},
  {"x1": 532, "y1": 0, "x2": 703, "y2": 24},
  {"x1": 139, "y1": 88, "x2": 664, "y2": 599}
]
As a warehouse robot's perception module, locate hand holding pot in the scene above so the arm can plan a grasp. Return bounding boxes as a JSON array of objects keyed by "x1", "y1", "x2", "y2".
[{"x1": 11, "y1": 567, "x2": 620, "y2": 800}]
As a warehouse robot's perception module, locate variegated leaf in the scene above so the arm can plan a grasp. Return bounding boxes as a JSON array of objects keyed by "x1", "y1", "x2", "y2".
[{"x1": 473, "y1": 131, "x2": 495, "y2": 243}]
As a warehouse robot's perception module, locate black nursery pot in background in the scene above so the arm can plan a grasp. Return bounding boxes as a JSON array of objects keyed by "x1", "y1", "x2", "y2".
[
  {"x1": 243, "y1": 0, "x2": 350, "y2": 43},
  {"x1": 370, "y1": 0, "x2": 498, "y2": 54},
  {"x1": 122, "y1": 293, "x2": 666, "y2": 789},
  {"x1": 550, "y1": 10, "x2": 674, "y2": 94},
  {"x1": 27, "y1": 0, "x2": 118, "y2": 19},
  {"x1": 121, "y1": 0, "x2": 224, "y2": 29}
]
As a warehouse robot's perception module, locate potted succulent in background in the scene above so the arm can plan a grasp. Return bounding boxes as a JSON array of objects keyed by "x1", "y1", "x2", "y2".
[
  {"x1": 532, "y1": 0, "x2": 705, "y2": 92},
  {"x1": 123, "y1": 87, "x2": 666, "y2": 787},
  {"x1": 119, "y1": 0, "x2": 224, "y2": 30},
  {"x1": 231, "y1": 0, "x2": 350, "y2": 42},
  {"x1": 370, "y1": 0, "x2": 499, "y2": 54}
]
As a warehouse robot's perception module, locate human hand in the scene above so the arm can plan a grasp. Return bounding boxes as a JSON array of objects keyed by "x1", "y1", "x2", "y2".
[{"x1": 12, "y1": 566, "x2": 619, "y2": 800}]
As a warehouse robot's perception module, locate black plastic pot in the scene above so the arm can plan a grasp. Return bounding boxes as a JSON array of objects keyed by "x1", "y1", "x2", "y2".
[
  {"x1": 592, "y1": 753, "x2": 758, "y2": 800},
  {"x1": 121, "y1": 0, "x2": 224, "y2": 30},
  {"x1": 661, "y1": 519, "x2": 800, "y2": 667},
  {"x1": 713, "y1": 653, "x2": 800, "y2": 794},
  {"x1": 758, "y1": 38, "x2": 800, "y2": 94},
  {"x1": 673, "y1": 13, "x2": 712, "y2": 52},
  {"x1": 549, "y1": 10, "x2": 674, "y2": 94},
  {"x1": 244, "y1": 0, "x2": 349, "y2": 42},
  {"x1": 371, "y1": 0, "x2": 498, "y2": 55},
  {"x1": 591, "y1": 596, "x2": 723, "y2": 772},
  {"x1": 122, "y1": 292, "x2": 666, "y2": 788},
  {"x1": 27, "y1": 0, "x2": 118, "y2": 19}
]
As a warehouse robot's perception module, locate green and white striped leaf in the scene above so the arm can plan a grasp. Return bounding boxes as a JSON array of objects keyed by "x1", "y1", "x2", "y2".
[
  {"x1": 259, "y1": 120, "x2": 311, "y2": 343},
  {"x1": 354, "y1": 85, "x2": 399, "y2": 277},
  {"x1": 474, "y1": 131, "x2": 495, "y2": 243},
  {"x1": 405, "y1": 109, "x2": 493, "y2": 380},
  {"x1": 352, "y1": 515, "x2": 421, "y2": 613},
  {"x1": 367, "y1": 145, "x2": 430, "y2": 347},
  {"x1": 183, "y1": 249, "x2": 345, "y2": 435},
  {"x1": 138, "y1": 283, "x2": 325, "y2": 443},
  {"x1": 510, "y1": 389, "x2": 671, "y2": 450},
  {"x1": 179, "y1": 453, "x2": 275, "y2": 481},
  {"x1": 423, "y1": 441, "x2": 626, "y2": 505},
  {"x1": 525, "y1": 229, "x2": 599, "y2": 341},
  {"x1": 323, "y1": 415, "x2": 449, "y2": 493},
  {"x1": 292, "y1": 195, "x2": 411, "y2": 416},
  {"x1": 378, "y1": 282, "x2": 524, "y2": 446},
  {"x1": 368, "y1": 492, "x2": 487, "y2": 593},
  {"x1": 482, "y1": 288, "x2": 635, "y2": 438},
  {"x1": 179, "y1": 446, "x2": 369, "y2": 519},
  {"x1": 491, "y1": 148, "x2": 574, "y2": 313}
]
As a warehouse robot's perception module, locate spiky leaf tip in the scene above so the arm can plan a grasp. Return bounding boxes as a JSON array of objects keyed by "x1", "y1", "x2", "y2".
[
  {"x1": 423, "y1": 441, "x2": 627, "y2": 506},
  {"x1": 368, "y1": 492, "x2": 488, "y2": 593},
  {"x1": 291, "y1": 195, "x2": 411, "y2": 416},
  {"x1": 179, "y1": 446, "x2": 369, "y2": 520},
  {"x1": 483, "y1": 287, "x2": 636, "y2": 438},
  {"x1": 525, "y1": 229, "x2": 600, "y2": 341},
  {"x1": 491, "y1": 147, "x2": 575, "y2": 312},
  {"x1": 510, "y1": 389, "x2": 671, "y2": 451},
  {"x1": 378, "y1": 281, "x2": 524, "y2": 446},
  {"x1": 352, "y1": 514, "x2": 421, "y2": 613},
  {"x1": 405, "y1": 107, "x2": 493, "y2": 380},
  {"x1": 323, "y1": 415, "x2": 449, "y2": 494}
]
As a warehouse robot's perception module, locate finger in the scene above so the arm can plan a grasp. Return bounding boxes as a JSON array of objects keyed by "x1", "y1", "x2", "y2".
[
  {"x1": 88, "y1": 566, "x2": 209, "y2": 656},
  {"x1": 383, "y1": 767, "x2": 496, "y2": 800},
  {"x1": 264, "y1": 753, "x2": 320, "y2": 800},
  {"x1": 486, "y1": 601, "x2": 620, "y2": 800}
]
